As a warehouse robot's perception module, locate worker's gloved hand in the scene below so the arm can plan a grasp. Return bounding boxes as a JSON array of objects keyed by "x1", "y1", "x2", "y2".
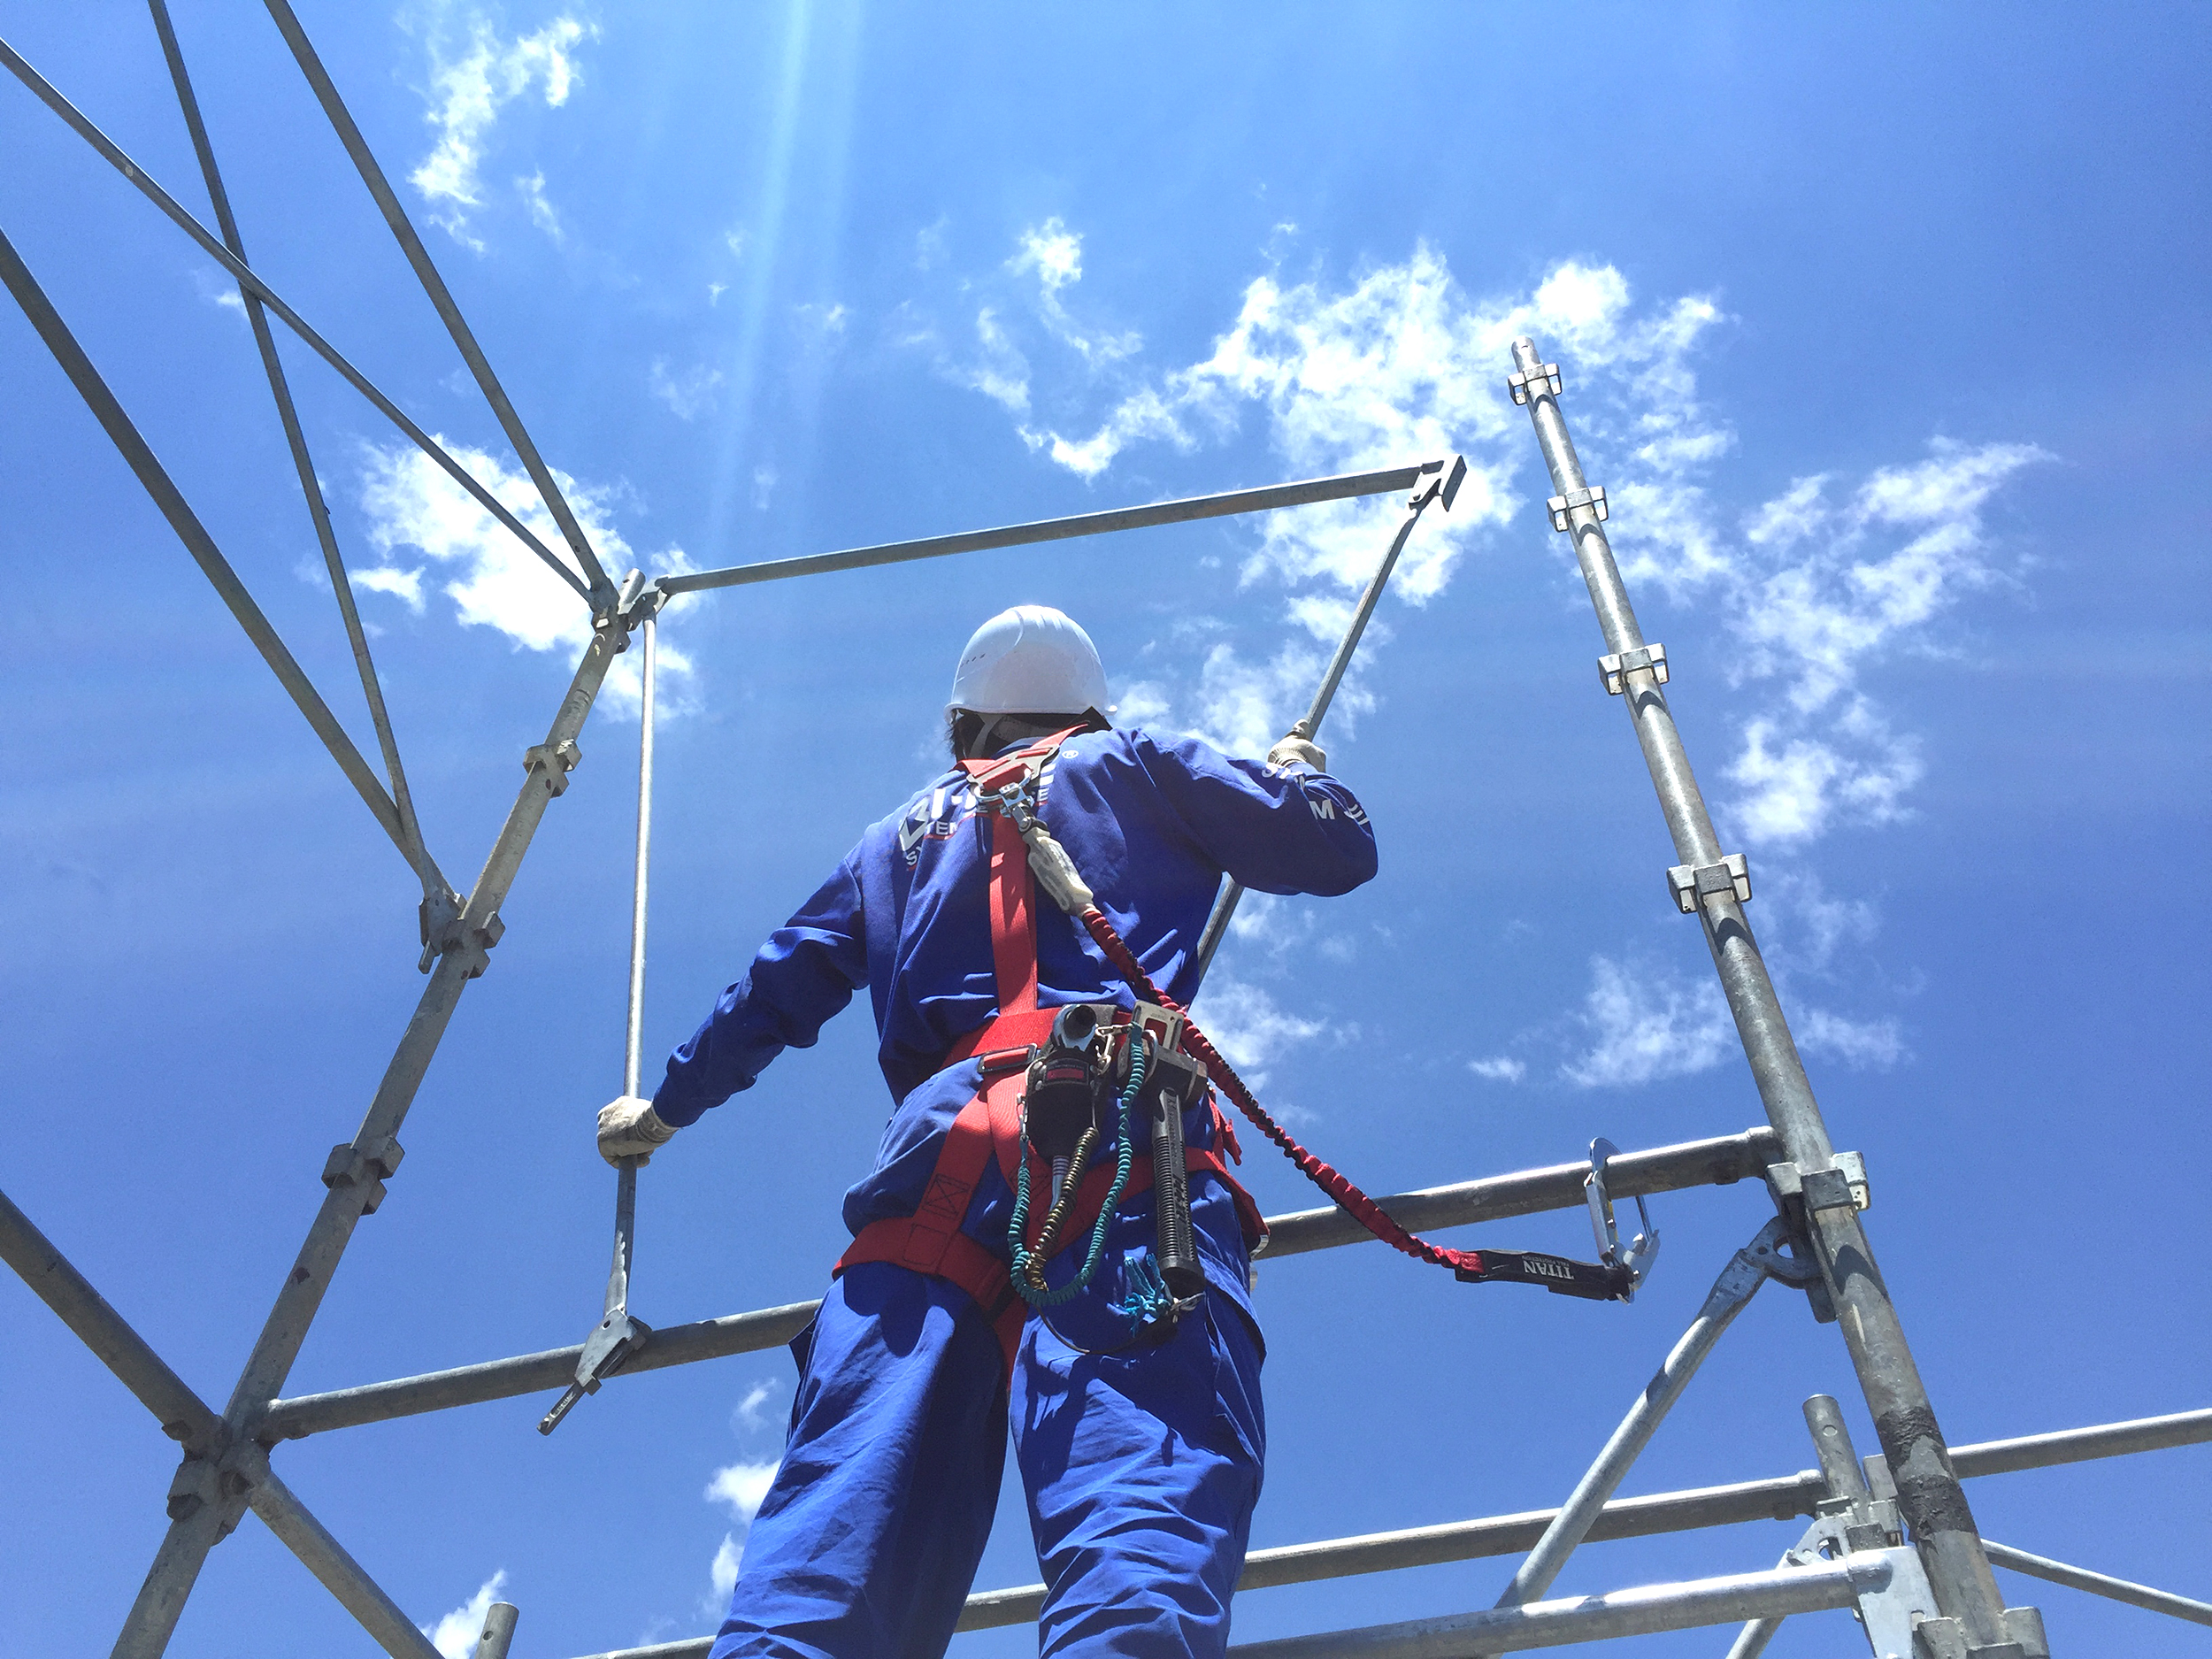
[
  {"x1": 597, "y1": 1096, "x2": 678, "y2": 1166},
  {"x1": 1265, "y1": 733, "x2": 1327, "y2": 772}
]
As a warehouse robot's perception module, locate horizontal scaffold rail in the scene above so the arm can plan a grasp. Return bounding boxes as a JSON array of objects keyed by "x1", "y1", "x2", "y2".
[
  {"x1": 258, "y1": 1128, "x2": 1778, "y2": 1440},
  {"x1": 562, "y1": 1407, "x2": 2210, "y2": 1657},
  {"x1": 653, "y1": 465, "x2": 1437, "y2": 595}
]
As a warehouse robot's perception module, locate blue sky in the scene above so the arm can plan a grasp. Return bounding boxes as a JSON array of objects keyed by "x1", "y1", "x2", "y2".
[{"x1": 3, "y1": 4, "x2": 2207, "y2": 1656}]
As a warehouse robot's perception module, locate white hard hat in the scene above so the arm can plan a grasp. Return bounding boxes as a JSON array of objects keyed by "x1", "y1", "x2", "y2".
[{"x1": 948, "y1": 605, "x2": 1110, "y2": 717}]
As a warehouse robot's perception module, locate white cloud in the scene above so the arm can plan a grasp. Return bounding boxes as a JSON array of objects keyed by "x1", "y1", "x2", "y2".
[
  {"x1": 1469, "y1": 1056, "x2": 1525, "y2": 1083},
  {"x1": 1796, "y1": 1007, "x2": 1906, "y2": 1070},
  {"x1": 941, "y1": 241, "x2": 2042, "y2": 1077},
  {"x1": 709, "y1": 1532, "x2": 743, "y2": 1607},
  {"x1": 516, "y1": 169, "x2": 563, "y2": 242},
  {"x1": 916, "y1": 215, "x2": 949, "y2": 272},
  {"x1": 979, "y1": 246, "x2": 1699, "y2": 745},
  {"x1": 797, "y1": 301, "x2": 849, "y2": 337},
  {"x1": 649, "y1": 357, "x2": 726, "y2": 420},
  {"x1": 422, "y1": 1570, "x2": 506, "y2": 1659},
  {"x1": 706, "y1": 1457, "x2": 779, "y2": 1521},
  {"x1": 751, "y1": 465, "x2": 777, "y2": 511},
  {"x1": 1561, "y1": 957, "x2": 1734, "y2": 1088},
  {"x1": 1193, "y1": 975, "x2": 1340, "y2": 1093},
  {"x1": 411, "y1": 14, "x2": 596, "y2": 243},
  {"x1": 700, "y1": 1455, "x2": 780, "y2": 1617},
  {"x1": 188, "y1": 266, "x2": 249, "y2": 321},
  {"x1": 952, "y1": 307, "x2": 1031, "y2": 415},
  {"x1": 356, "y1": 437, "x2": 697, "y2": 715},
  {"x1": 733, "y1": 1379, "x2": 780, "y2": 1433},
  {"x1": 352, "y1": 565, "x2": 427, "y2": 613},
  {"x1": 1007, "y1": 217, "x2": 1141, "y2": 367}
]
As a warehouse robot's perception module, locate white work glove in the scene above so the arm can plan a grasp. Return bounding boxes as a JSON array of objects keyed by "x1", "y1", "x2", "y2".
[
  {"x1": 597, "y1": 1095, "x2": 678, "y2": 1166},
  {"x1": 1265, "y1": 733, "x2": 1327, "y2": 772}
]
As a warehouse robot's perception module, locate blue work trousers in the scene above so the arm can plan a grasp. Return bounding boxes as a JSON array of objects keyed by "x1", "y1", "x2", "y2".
[{"x1": 708, "y1": 1260, "x2": 1266, "y2": 1659}]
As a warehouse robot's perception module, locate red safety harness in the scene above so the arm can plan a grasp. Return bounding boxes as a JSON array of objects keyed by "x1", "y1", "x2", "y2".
[{"x1": 835, "y1": 730, "x2": 1263, "y2": 1383}]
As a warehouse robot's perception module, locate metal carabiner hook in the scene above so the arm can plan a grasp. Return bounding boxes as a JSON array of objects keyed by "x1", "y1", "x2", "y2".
[{"x1": 1585, "y1": 1137, "x2": 1660, "y2": 1301}]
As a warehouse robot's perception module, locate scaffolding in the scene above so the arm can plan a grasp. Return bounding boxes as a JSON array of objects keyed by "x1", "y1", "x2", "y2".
[{"x1": 2, "y1": 9, "x2": 2206, "y2": 1659}]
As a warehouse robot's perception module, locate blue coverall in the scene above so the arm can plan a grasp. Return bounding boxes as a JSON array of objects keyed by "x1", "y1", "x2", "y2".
[{"x1": 651, "y1": 726, "x2": 1378, "y2": 1659}]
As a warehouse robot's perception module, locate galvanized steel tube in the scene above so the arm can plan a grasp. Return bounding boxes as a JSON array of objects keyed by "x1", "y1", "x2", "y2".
[
  {"x1": 1980, "y1": 1540, "x2": 2212, "y2": 1627},
  {"x1": 224, "y1": 628, "x2": 626, "y2": 1425},
  {"x1": 1471, "y1": 1240, "x2": 1770, "y2": 1653},
  {"x1": 476, "y1": 1602, "x2": 522, "y2": 1659},
  {"x1": 625, "y1": 617, "x2": 657, "y2": 1099},
  {"x1": 241, "y1": 1453, "x2": 443, "y2": 1659},
  {"x1": 1510, "y1": 335, "x2": 2013, "y2": 1644},
  {"x1": 0, "y1": 1186, "x2": 220, "y2": 1453},
  {"x1": 1223, "y1": 1555, "x2": 1881, "y2": 1659},
  {"x1": 658, "y1": 467, "x2": 1430, "y2": 595},
  {"x1": 259, "y1": 0, "x2": 615, "y2": 600},
  {"x1": 259, "y1": 1131, "x2": 1776, "y2": 1436},
  {"x1": 1192, "y1": 493, "x2": 1429, "y2": 991}
]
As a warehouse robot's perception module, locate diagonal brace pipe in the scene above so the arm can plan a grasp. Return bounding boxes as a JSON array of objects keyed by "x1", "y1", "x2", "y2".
[
  {"x1": 259, "y1": 0, "x2": 616, "y2": 604},
  {"x1": 1191, "y1": 457, "x2": 1462, "y2": 991},
  {"x1": 0, "y1": 221, "x2": 425, "y2": 877},
  {"x1": 146, "y1": 0, "x2": 447, "y2": 910},
  {"x1": 1470, "y1": 1218, "x2": 1814, "y2": 1657},
  {"x1": 0, "y1": 35, "x2": 595, "y2": 604}
]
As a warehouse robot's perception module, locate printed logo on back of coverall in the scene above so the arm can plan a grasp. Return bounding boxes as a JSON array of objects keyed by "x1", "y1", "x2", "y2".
[{"x1": 896, "y1": 750, "x2": 1067, "y2": 868}]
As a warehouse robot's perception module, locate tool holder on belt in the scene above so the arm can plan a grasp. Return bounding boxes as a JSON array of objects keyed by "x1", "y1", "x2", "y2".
[{"x1": 986, "y1": 764, "x2": 1658, "y2": 1307}]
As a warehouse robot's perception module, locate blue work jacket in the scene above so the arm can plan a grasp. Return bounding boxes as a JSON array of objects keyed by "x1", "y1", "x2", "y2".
[{"x1": 649, "y1": 726, "x2": 1378, "y2": 1315}]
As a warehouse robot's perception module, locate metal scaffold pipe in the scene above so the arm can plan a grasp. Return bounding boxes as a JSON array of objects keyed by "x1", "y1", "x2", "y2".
[
  {"x1": 146, "y1": 0, "x2": 448, "y2": 911},
  {"x1": 1468, "y1": 1224, "x2": 1803, "y2": 1656},
  {"x1": 1190, "y1": 457, "x2": 1462, "y2": 991},
  {"x1": 1509, "y1": 336, "x2": 2019, "y2": 1647},
  {"x1": 626, "y1": 618, "x2": 657, "y2": 1100}
]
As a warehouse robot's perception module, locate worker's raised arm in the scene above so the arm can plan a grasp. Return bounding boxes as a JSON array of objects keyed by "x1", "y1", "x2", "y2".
[
  {"x1": 639, "y1": 855, "x2": 869, "y2": 1137},
  {"x1": 1135, "y1": 728, "x2": 1378, "y2": 897}
]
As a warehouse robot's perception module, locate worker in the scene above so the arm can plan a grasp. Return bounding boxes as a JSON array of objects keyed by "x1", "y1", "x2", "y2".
[{"x1": 597, "y1": 604, "x2": 1378, "y2": 1659}]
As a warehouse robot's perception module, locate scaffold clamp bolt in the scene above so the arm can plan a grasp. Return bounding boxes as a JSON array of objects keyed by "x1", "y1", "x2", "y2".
[
  {"x1": 1509, "y1": 361, "x2": 1562, "y2": 403},
  {"x1": 524, "y1": 738, "x2": 582, "y2": 797},
  {"x1": 1666, "y1": 851, "x2": 1750, "y2": 913},
  {"x1": 1765, "y1": 1152, "x2": 1871, "y2": 1216},
  {"x1": 1548, "y1": 485, "x2": 1608, "y2": 531},
  {"x1": 322, "y1": 1136, "x2": 405, "y2": 1215},
  {"x1": 1599, "y1": 642, "x2": 1669, "y2": 695}
]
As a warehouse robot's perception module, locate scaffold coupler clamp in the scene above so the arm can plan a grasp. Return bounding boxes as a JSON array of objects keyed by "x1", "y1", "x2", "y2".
[
  {"x1": 1666, "y1": 851, "x2": 1750, "y2": 915},
  {"x1": 593, "y1": 566, "x2": 662, "y2": 649},
  {"x1": 538, "y1": 1281, "x2": 651, "y2": 1436},
  {"x1": 421, "y1": 901, "x2": 507, "y2": 979},
  {"x1": 1585, "y1": 1136, "x2": 1660, "y2": 1301},
  {"x1": 1507, "y1": 360, "x2": 1561, "y2": 404},
  {"x1": 1598, "y1": 641, "x2": 1668, "y2": 695},
  {"x1": 1547, "y1": 485, "x2": 1608, "y2": 531},
  {"x1": 1408, "y1": 453, "x2": 1469, "y2": 511}
]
